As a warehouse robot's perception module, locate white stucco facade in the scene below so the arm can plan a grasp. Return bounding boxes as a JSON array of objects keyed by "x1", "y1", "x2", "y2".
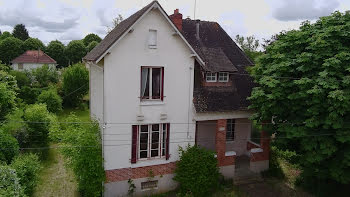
[{"x1": 11, "y1": 63, "x2": 56, "y2": 71}]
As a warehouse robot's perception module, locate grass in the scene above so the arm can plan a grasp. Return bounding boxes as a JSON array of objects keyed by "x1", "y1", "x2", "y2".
[
  {"x1": 34, "y1": 107, "x2": 89, "y2": 197},
  {"x1": 33, "y1": 143, "x2": 79, "y2": 197}
]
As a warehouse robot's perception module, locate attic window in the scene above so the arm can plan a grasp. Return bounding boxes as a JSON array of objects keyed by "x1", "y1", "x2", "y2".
[
  {"x1": 218, "y1": 72, "x2": 229, "y2": 82},
  {"x1": 148, "y1": 29, "x2": 157, "y2": 48},
  {"x1": 206, "y1": 72, "x2": 217, "y2": 82}
]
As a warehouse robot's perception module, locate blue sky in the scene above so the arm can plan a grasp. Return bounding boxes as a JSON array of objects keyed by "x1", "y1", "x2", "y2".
[{"x1": 0, "y1": 0, "x2": 349, "y2": 45}]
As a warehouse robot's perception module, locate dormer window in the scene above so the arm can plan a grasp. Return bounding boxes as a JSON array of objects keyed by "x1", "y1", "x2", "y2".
[
  {"x1": 148, "y1": 29, "x2": 157, "y2": 48},
  {"x1": 218, "y1": 72, "x2": 229, "y2": 82},
  {"x1": 206, "y1": 72, "x2": 217, "y2": 82}
]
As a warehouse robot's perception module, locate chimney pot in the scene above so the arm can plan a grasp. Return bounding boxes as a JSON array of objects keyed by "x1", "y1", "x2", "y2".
[{"x1": 174, "y1": 9, "x2": 179, "y2": 14}]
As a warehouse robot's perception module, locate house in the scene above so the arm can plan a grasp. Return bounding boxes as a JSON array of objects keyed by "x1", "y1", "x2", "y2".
[
  {"x1": 11, "y1": 50, "x2": 57, "y2": 71},
  {"x1": 83, "y1": 1, "x2": 270, "y2": 196}
]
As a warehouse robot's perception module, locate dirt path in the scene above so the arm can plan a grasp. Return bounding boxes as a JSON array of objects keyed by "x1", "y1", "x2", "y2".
[{"x1": 33, "y1": 145, "x2": 79, "y2": 197}]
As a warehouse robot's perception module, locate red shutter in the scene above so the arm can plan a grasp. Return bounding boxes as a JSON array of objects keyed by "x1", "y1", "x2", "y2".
[
  {"x1": 166, "y1": 123, "x2": 170, "y2": 160},
  {"x1": 131, "y1": 125, "x2": 138, "y2": 164},
  {"x1": 161, "y1": 67, "x2": 164, "y2": 101}
]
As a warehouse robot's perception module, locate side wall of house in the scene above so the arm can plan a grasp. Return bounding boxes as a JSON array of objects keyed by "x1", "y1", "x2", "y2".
[
  {"x1": 102, "y1": 8, "x2": 196, "y2": 196},
  {"x1": 11, "y1": 63, "x2": 56, "y2": 71},
  {"x1": 89, "y1": 63, "x2": 104, "y2": 123}
]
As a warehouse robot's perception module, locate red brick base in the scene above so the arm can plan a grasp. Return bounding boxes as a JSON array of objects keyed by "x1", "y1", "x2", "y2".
[{"x1": 105, "y1": 162, "x2": 177, "y2": 182}]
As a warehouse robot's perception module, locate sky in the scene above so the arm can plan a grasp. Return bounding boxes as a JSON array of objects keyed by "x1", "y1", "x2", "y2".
[{"x1": 0, "y1": 0, "x2": 349, "y2": 45}]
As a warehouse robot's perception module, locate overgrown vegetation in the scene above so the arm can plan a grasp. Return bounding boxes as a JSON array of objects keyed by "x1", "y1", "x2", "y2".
[
  {"x1": 174, "y1": 145, "x2": 220, "y2": 197},
  {"x1": 249, "y1": 11, "x2": 350, "y2": 196},
  {"x1": 50, "y1": 114, "x2": 105, "y2": 196},
  {"x1": 0, "y1": 165, "x2": 25, "y2": 197}
]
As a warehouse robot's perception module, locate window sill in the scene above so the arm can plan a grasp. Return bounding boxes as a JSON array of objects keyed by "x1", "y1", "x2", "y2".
[
  {"x1": 226, "y1": 140, "x2": 235, "y2": 143},
  {"x1": 148, "y1": 45, "x2": 157, "y2": 49},
  {"x1": 136, "y1": 157, "x2": 166, "y2": 163},
  {"x1": 140, "y1": 100, "x2": 165, "y2": 106}
]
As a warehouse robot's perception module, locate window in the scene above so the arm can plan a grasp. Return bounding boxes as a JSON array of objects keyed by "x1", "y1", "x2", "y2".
[
  {"x1": 138, "y1": 124, "x2": 168, "y2": 159},
  {"x1": 148, "y1": 29, "x2": 157, "y2": 48},
  {"x1": 18, "y1": 63, "x2": 23, "y2": 70},
  {"x1": 218, "y1": 72, "x2": 229, "y2": 82},
  {"x1": 206, "y1": 72, "x2": 217, "y2": 82},
  {"x1": 141, "y1": 67, "x2": 164, "y2": 100},
  {"x1": 226, "y1": 119, "x2": 235, "y2": 141},
  {"x1": 141, "y1": 180, "x2": 158, "y2": 190}
]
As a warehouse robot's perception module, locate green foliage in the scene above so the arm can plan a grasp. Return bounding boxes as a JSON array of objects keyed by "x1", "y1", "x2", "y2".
[
  {"x1": 87, "y1": 41, "x2": 98, "y2": 52},
  {"x1": 23, "y1": 104, "x2": 54, "y2": 149},
  {"x1": 12, "y1": 24, "x2": 29, "y2": 41},
  {"x1": 235, "y1": 34, "x2": 262, "y2": 62},
  {"x1": 9, "y1": 70, "x2": 31, "y2": 88},
  {"x1": 0, "y1": 37, "x2": 24, "y2": 65},
  {"x1": 1, "y1": 108, "x2": 27, "y2": 148},
  {"x1": 32, "y1": 65, "x2": 59, "y2": 87},
  {"x1": 23, "y1": 38, "x2": 45, "y2": 51},
  {"x1": 18, "y1": 86, "x2": 41, "y2": 104},
  {"x1": 0, "y1": 165, "x2": 26, "y2": 197},
  {"x1": 46, "y1": 40, "x2": 67, "y2": 68},
  {"x1": 0, "y1": 80, "x2": 17, "y2": 119},
  {"x1": 249, "y1": 11, "x2": 350, "y2": 189},
  {"x1": 174, "y1": 145, "x2": 220, "y2": 197},
  {"x1": 10, "y1": 153, "x2": 41, "y2": 196},
  {"x1": 0, "y1": 70, "x2": 19, "y2": 92},
  {"x1": 65, "y1": 40, "x2": 86, "y2": 65},
  {"x1": 0, "y1": 31, "x2": 13, "y2": 40},
  {"x1": 50, "y1": 114, "x2": 105, "y2": 196},
  {"x1": 0, "y1": 130, "x2": 19, "y2": 164},
  {"x1": 62, "y1": 63, "x2": 89, "y2": 107},
  {"x1": 37, "y1": 88, "x2": 62, "y2": 113},
  {"x1": 83, "y1": 33, "x2": 102, "y2": 46}
]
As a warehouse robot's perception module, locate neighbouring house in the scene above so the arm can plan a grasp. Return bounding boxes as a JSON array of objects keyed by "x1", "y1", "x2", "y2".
[
  {"x1": 83, "y1": 1, "x2": 270, "y2": 196},
  {"x1": 11, "y1": 50, "x2": 57, "y2": 71}
]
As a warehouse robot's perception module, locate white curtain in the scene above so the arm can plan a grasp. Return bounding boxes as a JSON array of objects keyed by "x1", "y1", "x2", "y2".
[{"x1": 141, "y1": 68, "x2": 149, "y2": 97}]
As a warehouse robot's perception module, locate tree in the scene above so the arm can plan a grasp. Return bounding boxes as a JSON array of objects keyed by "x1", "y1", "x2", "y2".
[
  {"x1": 0, "y1": 31, "x2": 12, "y2": 40},
  {"x1": 249, "y1": 11, "x2": 350, "y2": 194},
  {"x1": 107, "y1": 14, "x2": 123, "y2": 33},
  {"x1": 83, "y1": 33, "x2": 101, "y2": 46},
  {"x1": 32, "y1": 64, "x2": 59, "y2": 87},
  {"x1": 235, "y1": 34, "x2": 262, "y2": 62},
  {"x1": 23, "y1": 38, "x2": 45, "y2": 51},
  {"x1": 0, "y1": 37, "x2": 24, "y2": 65},
  {"x1": 0, "y1": 165, "x2": 25, "y2": 197},
  {"x1": 87, "y1": 41, "x2": 98, "y2": 52},
  {"x1": 0, "y1": 81, "x2": 17, "y2": 120},
  {"x1": 62, "y1": 63, "x2": 89, "y2": 107},
  {"x1": 37, "y1": 88, "x2": 62, "y2": 113},
  {"x1": 65, "y1": 40, "x2": 86, "y2": 65},
  {"x1": 46, "y1": 40, "x2": 67, "y2": 68},
  {"x1": 12, "y1": 24, "x2": 29, "y2": 41}
]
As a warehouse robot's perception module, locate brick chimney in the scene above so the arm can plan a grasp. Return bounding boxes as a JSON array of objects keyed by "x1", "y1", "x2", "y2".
[{"x1": 170, "y1": 9, "x2": 183, "y2": 31}]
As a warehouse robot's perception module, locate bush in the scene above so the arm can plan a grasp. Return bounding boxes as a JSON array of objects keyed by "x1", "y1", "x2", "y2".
[
  {"x1": 11, "y1": 153, "x2": 41, "y2": 196},
  {"x1": 0, "y1": 130, "x2": 19, "y2": 164},
  {"x1": 1, "y1": 109, "x2": 28, "y2": 148},
  {"x1": 32, "y1": 64, "x2": 59, "y2": 87},
  {"x1": 18, "y1": 86, "x2": 41, "y2": 104},
  {"x1": 0, "y1": 165, "x2": 25, "y2": 197},
  {"x1": 37, "y1": 88, "x2": 62, "y2": 113},
  {"x1": 0, "y1": 82, "x2": 17, "y2": 119},
  {"x1": 174, "y1": 145, "x2": 220, "y2": 197},
  {"x1": 23, "y1": 104, "x2": 54, "y2": 149},
  {"x1": 50, "y1": 114, "x2": 105, "y2": 196},
  {"x1": 9, "y1": 70, "x2": 31, "y2": 88},
  {"x1": 62, "y1": 63, "x2": 89, "y2": 107}
]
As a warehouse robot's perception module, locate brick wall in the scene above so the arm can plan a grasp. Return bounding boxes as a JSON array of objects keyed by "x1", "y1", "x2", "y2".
[
  {"x1": 106, "y1": 162, "x2": 177, "y2": 182},
  {"x1": 250, "y1": 131, "x2": 270, "y2": 162},
  {"x1": 215, "y1": 119, "x2": 235, "y2": 166},
  {"x1": 247, "y1": 141, "x2": 260, "y2": 151}
]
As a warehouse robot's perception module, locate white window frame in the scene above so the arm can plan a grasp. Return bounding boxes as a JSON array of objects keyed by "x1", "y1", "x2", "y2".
[
  {"x1": 138, "y1": 124, "x2": 167, "y2": 160},
  {"x1": 148, "y1": 29, "x2": 157, "y2": 49},
  {"x1": 218, "y1": 72, "x2": 229, "y2": 82},
  {"x1": 206, "y1": 72, "x2": 217, "y2": 82},
  {"x1": 141, "y1": 67, "x2": 163, "y2": 101}
]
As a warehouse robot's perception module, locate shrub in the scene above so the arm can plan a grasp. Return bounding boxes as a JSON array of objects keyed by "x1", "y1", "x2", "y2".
[
  {"x1": 18, "y1": 86, "x2": 41, "y2": 104},
  {"x1": 0, "y1": 82, "x2": 17, "y2": 119},
  {"x1": 51, "y1": 114, "x2": 105, "y2": 196},
  {"x1": 11, "y1": 153, "x2": 41, "y2": 196},
  {"x1": 174, "y1": 145, "x2": 220, "y2": 197},
  {"x1": 9, "y1": 70, "x2": 31, "y2": 88},
  {"x1": 1, "y1": 109, "x2": 28, "y2": 148},
  {"x1": 32, "y1": 64, "x2": 59, "y2": 87},
  {"x1": 0, "y1": 130, "x2": 19, "y2": 164},
  {"x1": 0, "y1": 165, "x2": 25, "y2": 197},
  {"x1": 37, "y1": 88, "x2": 62, "y2": 113},
  {"x1": 23, "y1": 104, "x2": 54, "y2": 149},
  {"x1": 62, "y1": 63, "x2": 89, "y2": 107}
]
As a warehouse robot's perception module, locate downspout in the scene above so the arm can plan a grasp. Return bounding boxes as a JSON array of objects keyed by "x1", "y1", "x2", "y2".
[{"x1": 187, "y1": 63, "x2": 193, "y2": 139}]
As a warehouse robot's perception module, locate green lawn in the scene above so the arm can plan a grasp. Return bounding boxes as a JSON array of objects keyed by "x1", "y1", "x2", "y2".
[{"x1": 57, "y1": 107, "x2": 90, "y2": 122}]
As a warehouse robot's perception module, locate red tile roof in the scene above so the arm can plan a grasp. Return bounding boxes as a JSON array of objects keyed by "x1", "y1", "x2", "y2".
[{"x1": 11, "y1": 50, "x2": 57, "y2": 64}]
